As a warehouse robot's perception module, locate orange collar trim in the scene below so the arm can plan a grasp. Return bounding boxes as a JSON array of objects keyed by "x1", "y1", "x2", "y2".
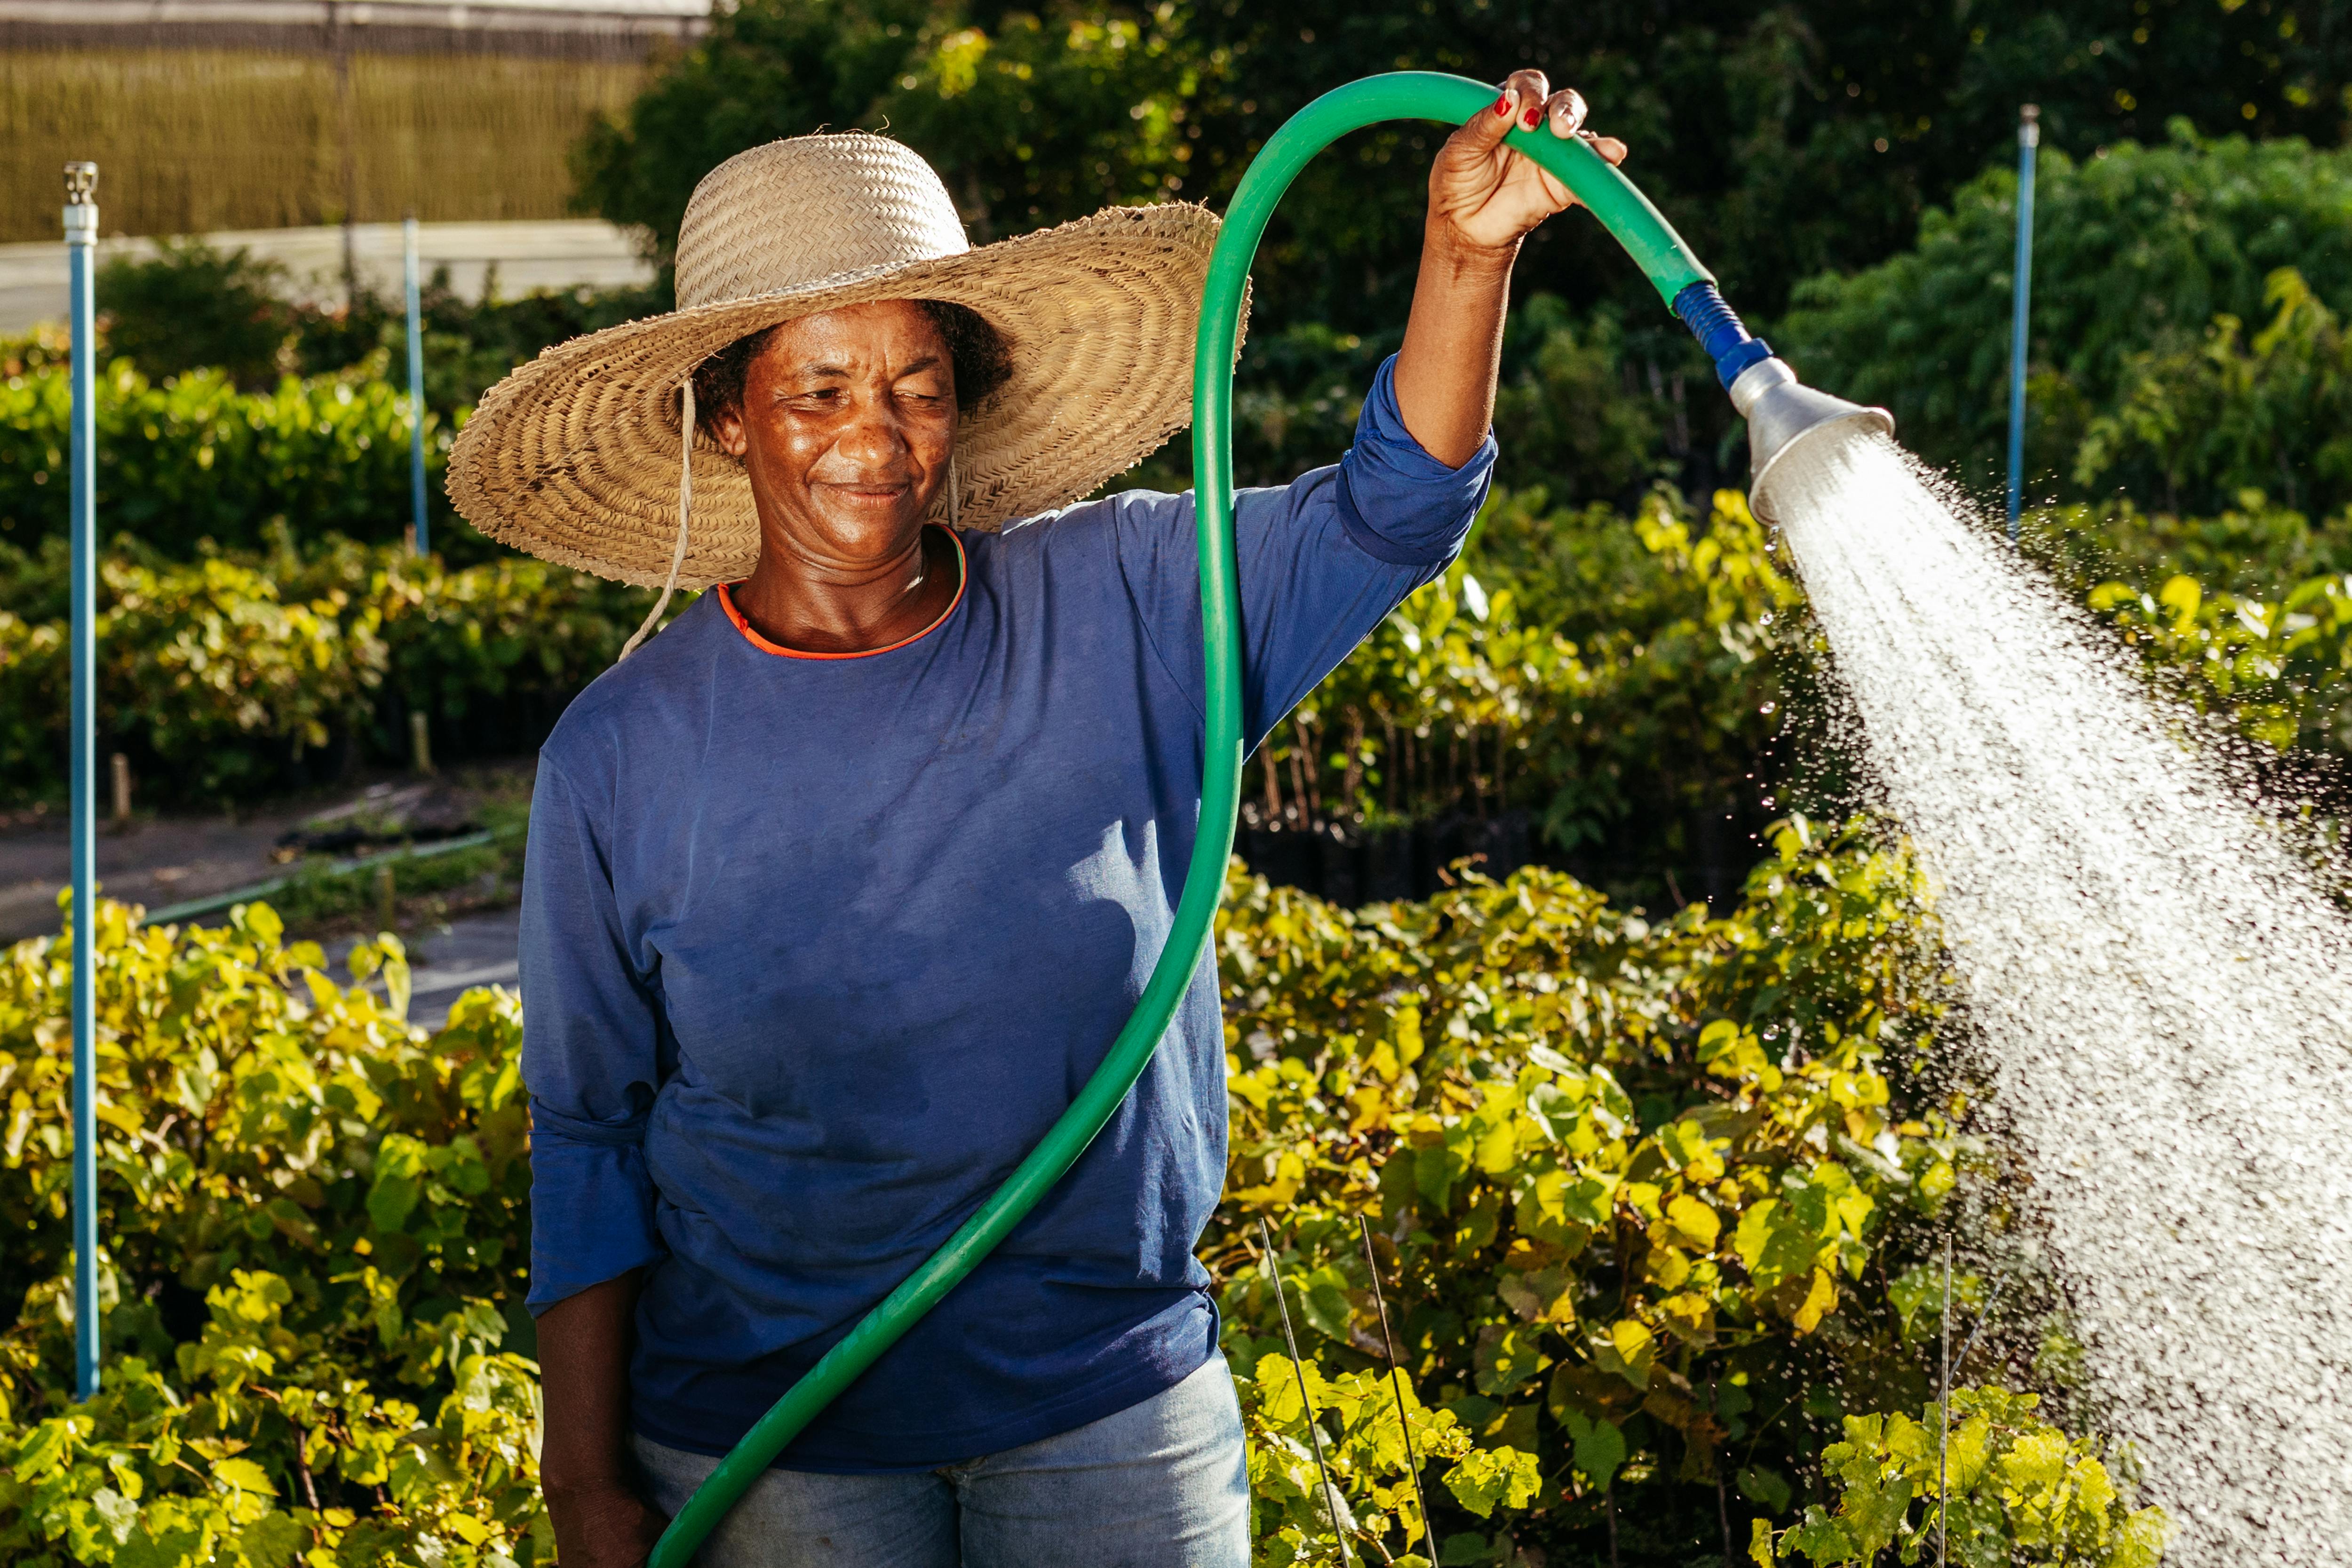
[{"x1": 716, "y1": 530, "x2": 968, "y2": 661}]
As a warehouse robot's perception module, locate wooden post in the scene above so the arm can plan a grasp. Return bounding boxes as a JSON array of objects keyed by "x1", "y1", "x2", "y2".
[
  {"x1": 374, "y1": 862, "x2": 397, "y2": 932},
  {"x1": 109, "y1": 752, "x2": 129, "y2": 827},
  {"x1": 409, "y1": 710, "x2": 435, "y2": 776}
]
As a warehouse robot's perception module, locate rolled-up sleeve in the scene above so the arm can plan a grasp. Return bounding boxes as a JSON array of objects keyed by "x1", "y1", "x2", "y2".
[
  {"x1": 519, "y1": 758, "x2": 669, "y2": 1313},
  {"x1": 1330, "y1": 352, "x2": 1496, "y2": 566}
]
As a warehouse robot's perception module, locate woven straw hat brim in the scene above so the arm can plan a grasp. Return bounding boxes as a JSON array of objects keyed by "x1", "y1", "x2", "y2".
[{"x1": 448, "y1": 202, "x2": 1227, "y2": 589}]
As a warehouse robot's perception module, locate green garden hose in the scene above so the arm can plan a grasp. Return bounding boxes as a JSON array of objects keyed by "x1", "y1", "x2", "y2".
[{"x1": 646, "y1": 71, "x2": 1734, "y2": 1565}]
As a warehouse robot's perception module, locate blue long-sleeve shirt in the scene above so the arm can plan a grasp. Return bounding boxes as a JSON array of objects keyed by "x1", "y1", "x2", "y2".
[{"x1": 520, "y1": 357, "x2": 1494, "y2": 1470}]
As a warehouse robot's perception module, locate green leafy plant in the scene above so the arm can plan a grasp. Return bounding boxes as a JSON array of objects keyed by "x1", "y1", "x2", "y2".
[
  {"x1": 95, "y1": 243, "x2": 298, "y2": 393},
  {"x1": 0, "y1": 897, "x2": 542, "y2": 1565},
  {"x1": 0, "y1": 552, "x2": 386, "y2": 803},
  {"x1": 1775, "y1": 126, "x2": 2352, "y2": 493},
  {"x1": 2075, "y1": 268, "x2": 2352, "y2": 517},
  {"x1": 1250, "y1": 483, "x2": 1794, "y2": 907},
  {"x1": 2088, "y1": 568, "x2": 2352, "y2": 759},
  {"x1": 1490, "y1": 297, "x2": 1673, "y2": 508},
  {"x1": 0, "y1": 534, "x2": 672, "y2": 807},
  {"x1": 1235, "y1": 1328, "x2": 1475, "y2": 1567},
  {"x1": 1748, "y1": 1389, "x2": 2167, "y2": 1568},
  {"x1": 1206, "y1": 817, "x2": 1998, "y2": 1563},
  {"x1": 2031, "y1": 493, "x2": 2352, "y2": 602}
]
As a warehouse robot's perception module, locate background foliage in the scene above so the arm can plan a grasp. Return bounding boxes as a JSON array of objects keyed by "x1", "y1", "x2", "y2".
[
  {"x1": 573, "y1": 0, "x2": 2352, "y2": 502},
  {"x1": 0, "y1": 532, "x2": 664, "y2": 809},
  {"x1": 0, "y1": 903, "x2": 545, "y2": 1567},
  {"x1": 576, "y1": 0, "x2": 2352, "y2": 328},
  {"x1": 0, "y1": 842, "x2": 2166, "y2": 1567},
  {"x1": 40, "y1": 0, "x2": 2351, "y2": 530},
  {"x1": 1774, "y1": 131, "x2": 2352, "y2": 510},
  {"x1": 3, "y1": 4, "x2": 2347, "y2": 1560}
]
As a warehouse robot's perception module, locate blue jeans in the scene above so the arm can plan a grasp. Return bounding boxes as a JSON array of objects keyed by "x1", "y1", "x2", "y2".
[{"x1": 630, "y1": 1353, "x2": 1251, "y2": 1567}]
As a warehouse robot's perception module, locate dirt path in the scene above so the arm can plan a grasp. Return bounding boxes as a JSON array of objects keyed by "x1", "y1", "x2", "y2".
[{"x1": 0, "y1": 765, "x2": 529, "y2": 944}]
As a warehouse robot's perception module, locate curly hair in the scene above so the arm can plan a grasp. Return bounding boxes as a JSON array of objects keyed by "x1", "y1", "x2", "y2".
[{"x1": 691, "y1": 299, "x2": 1012, "y2": 436}]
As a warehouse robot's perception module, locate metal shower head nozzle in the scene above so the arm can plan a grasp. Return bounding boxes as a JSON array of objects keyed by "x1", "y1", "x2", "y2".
[{"x1": 1733, "y1": 358, "x2": 1895, "y2": 525}]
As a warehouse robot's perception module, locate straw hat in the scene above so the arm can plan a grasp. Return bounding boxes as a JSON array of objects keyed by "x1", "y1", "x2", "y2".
[{"x1": 447, "y1": 132, "x2": 1227, "y2": 590}]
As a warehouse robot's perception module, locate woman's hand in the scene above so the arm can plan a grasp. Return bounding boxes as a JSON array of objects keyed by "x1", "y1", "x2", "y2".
[
  {"x1": 538, "y1": 1272, "x2": 665, "y2": 1568},
  {"x1": 546, "y1": 1479, "x2": 668, "y2": 1568},
  {"x1": 1391, "y1": 70, "x2": 1631, "y2": 467},
  {"x1": 1427, "y1": 68, "x2": 1630, "y2": 259}
]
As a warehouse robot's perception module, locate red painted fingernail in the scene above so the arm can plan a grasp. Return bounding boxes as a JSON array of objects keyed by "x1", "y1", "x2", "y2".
[
  {"x1": 1493, "y1": 95, "x2": 1511, "y2": 116},
  {"x1": 1523, "y1": 108, "x2": 1541, "y2": 128}
]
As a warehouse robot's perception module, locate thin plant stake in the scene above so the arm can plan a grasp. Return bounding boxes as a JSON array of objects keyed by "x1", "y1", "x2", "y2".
[
  {"x1": 1939, "y1": 1239, "x2": 1952, "y2": 1568},
  {"x1": 1261, "y1": 1217, "x2": 1351, "y2": 1567},
  {"x1": 1952, "y1": 1279, "x2": 2001, "y2": 1378},
  {"x1": 1358, "y1": 1214, "x2": 1435, "y2": 1561}
]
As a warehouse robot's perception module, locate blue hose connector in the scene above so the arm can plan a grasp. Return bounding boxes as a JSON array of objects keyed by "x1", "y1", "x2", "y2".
[{"x1": 1672, "y1": 281, "x2": 1774, "y2": 390}]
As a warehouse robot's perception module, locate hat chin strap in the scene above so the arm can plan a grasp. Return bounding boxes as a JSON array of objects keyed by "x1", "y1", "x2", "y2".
[{"x1": 620, "y1": 377, "x2": 696, "y2": 661}]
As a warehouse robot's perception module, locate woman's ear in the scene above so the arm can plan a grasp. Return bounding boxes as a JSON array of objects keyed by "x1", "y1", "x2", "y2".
[{"x1": 708, "y1": 406, "x2": 749, "y2": 459}]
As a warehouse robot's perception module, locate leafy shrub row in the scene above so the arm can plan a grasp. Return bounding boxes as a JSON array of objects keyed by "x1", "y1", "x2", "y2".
[
  {"x1": 0, "y1": 903, "x2": 541, "y2": 1567},
  {"x1": 1252, "y1": 476, "x2": 2352, "y2": 905},
  {"x1": 0, "y1": 839, "x2": 2165, "y2": 1566},
  {"x1": 0, "y1": 535, "x2": 665, "y2": 807},
  {"x1": 92, "y1": 243, "x2": 661, "y2": 417},
  {"x1": 0, "y1": 355, "x2": 461, "y2": 558},
  {"x1": 8, "y1": 474, "x2": 2344, "y2": 910},
  {"x1": 0, "y1": 478, "x2": 1794, "y2": 907},
  {"x1": 0, "y1": 475, "x2": 1782, "y2": 905}
]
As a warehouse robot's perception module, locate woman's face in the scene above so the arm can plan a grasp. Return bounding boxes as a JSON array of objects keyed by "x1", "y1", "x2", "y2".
[{"x1": 710, "y1": 300, "x2": 956, "y2": 569}]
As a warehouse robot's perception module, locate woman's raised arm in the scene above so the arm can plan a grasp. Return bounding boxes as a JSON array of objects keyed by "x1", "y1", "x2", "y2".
[{"x1": 1392, "y1": 68, "x2": 1629, "y2": 469}]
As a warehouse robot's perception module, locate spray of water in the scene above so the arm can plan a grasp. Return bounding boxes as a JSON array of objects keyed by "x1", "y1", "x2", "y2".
[{"x1": 1769, "y1": 433, "x2": 2352, "y2": 1564}]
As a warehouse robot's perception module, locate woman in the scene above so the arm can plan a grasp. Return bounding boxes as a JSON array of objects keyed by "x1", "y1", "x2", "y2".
[{"x1": 450, "y1": 69, "x2": 1624, "y2": 1568}]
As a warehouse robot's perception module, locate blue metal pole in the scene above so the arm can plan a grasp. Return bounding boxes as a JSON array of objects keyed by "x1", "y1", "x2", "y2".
[
  {"x1": 63, "y1": 160, "x2": 100, "y2": 1402},
  {"x1": 2005, "y1": 104, "x2": 2039, "y2": 544},
  {"x1": 405, "y1": 215, "x2": 428, "y2": 556}
]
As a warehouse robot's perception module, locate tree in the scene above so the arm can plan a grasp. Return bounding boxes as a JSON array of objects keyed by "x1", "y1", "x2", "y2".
[
  {"x1": 572, "y1": 0, "x2": 1196, "y2": 261},
  {"x1": 576, "y1": 0, "x2": 2352, "y2": 332},
  {"x1": 571, "y1": 0, "x2": 937, "y2": 260},
  {"x1": 1773, "y1": 128, "x2": 2352, "y2": 493},
  {"x1": 571, "y1": 0, "x2": 2352, "y2": 500},
  {"x1": 2075, "y1": 267, "x2": 2352, "y2": 516},
  {"x1": 97, "y1": 241, "x2": 296, "y2": 391}
]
